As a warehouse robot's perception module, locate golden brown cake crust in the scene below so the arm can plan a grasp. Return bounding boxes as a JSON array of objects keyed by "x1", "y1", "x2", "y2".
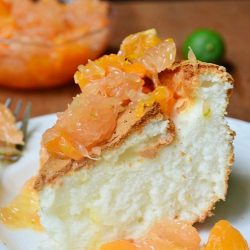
[
  {"x1": 34, "y1": 104, "x2": 166, "y2": 191},
  {"x1": 164, "y1": 60, "x2": 235, "y2": 224},
  {"x1": 34, "y1": 60, "x2": 234, "y2": 198}
]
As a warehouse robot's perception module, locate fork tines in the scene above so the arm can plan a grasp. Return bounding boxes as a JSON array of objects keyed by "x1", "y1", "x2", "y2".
[
  {"x1": 3, "y1": 98, "x2": 32, "y2": 155},
  {"x1": 4, "y1": 98, "x2": 31, "y2": 121}
]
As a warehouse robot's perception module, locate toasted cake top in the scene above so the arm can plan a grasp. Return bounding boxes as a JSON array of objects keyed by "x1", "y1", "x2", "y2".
[
  {"x1": 34, "y1": 29, "x2": 233, "y2": 191},
  {"x1": 34, "y1": 60, "x2": 233, "y2": 191}
]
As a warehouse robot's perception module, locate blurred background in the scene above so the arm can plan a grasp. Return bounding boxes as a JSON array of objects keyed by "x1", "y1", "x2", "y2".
[{"x1": 0, "y1": 0, "x2": 249, "y2": 121}]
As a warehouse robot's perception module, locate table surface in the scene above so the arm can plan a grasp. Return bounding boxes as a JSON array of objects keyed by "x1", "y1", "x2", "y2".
[{"x1": 0, "y1": 0, "x2": 249, "y2": 121}]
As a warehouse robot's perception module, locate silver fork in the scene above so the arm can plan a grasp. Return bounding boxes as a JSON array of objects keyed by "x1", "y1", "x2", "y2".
[{"x1": 1, "y1": 98, "x2": 32, "y2": 161}]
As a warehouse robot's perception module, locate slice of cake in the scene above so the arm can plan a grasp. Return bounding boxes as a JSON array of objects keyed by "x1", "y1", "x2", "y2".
[{"x1": 34, "y1": 29, "x2": 234, "y2": 250}]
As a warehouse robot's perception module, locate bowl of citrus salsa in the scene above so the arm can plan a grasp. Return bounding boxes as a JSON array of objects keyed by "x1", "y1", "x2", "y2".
[{"x1": 0, "y1": 0, "x2": 110, "y2": 89}]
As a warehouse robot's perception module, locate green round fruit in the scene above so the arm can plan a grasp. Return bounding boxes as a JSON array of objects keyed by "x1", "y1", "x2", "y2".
[{"x1": 183, "y1": 28, "x2": 225, "y2": 63}]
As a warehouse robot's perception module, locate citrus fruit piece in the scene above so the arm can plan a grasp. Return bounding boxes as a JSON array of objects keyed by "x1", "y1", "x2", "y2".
[
  {"x1": 183, "y1": 28, "x2": 225, "y2": 63},
  {"x1": 137, "y1": 38, "x2": 176, "y2": 74},
  {"x1": 137, "y1": 219, "x2": 200, "y2": 250},
  {"x1": 0, "y1": 178, "x2": 42, "y2": 231},
  {"x1": 135, "y1": 86, "x2": 174, "y2": 118},
  {"x1": 45, "y1": 58, "x2": 147, "y2": 160},
  {"x1": 43, "y1": 130, "x2": 83, "y2": 161},
  {"x1": 43, "y1": 93, "x2": 120, "y2": 160},
  {"x1": 99, "y1": 219, "x2": 200, "y2": 250},
  {"x1": 205, "y1": 220, "x2": 249, "y2": 250},
  {"x1": 75, "y1": 54, "x2": 146, "y2": 89},
  {"x1": 119, "y1": 29, "x2": 161, "y2": 61},
  {"x1": 100, "y1": 240, "x2": 137, "y2": 250}
]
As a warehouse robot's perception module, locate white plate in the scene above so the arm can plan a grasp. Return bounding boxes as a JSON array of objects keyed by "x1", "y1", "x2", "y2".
[{"x1": 0, "y1": 114, "x2": 249, "y2": 249}]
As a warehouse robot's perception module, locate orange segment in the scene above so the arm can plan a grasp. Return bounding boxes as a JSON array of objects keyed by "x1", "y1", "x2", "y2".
[
  {"x1": 123, "y1": 62, "x2": 147, "y2": 77},
  {"x1": 119, "y1": 29, "x2": 161, "y2": 61},
  {"x1": 0, "y1": 178, "x2": 43, "y2": 231},
  {"x1": 135, "y1": 86, "x2": 174, "y2": 117},
  {"x1": 205, "y1": 220, "x2": 249, "y2": 250},
  {"x1": 75, "y1": 54, "x2": 147, "y2": 89},
  {"x1": 99, "y1": 219, "x2": 200, "y2": 250},
  {"x1": 119, "y1": 29, "x2": 176, "y2": 74},
  {"x1": 43, "y1": 130, "x2": 83, "y2": 161},
  {"x1": 100, "y1": 240, "x2": 137, "y2": 250}
]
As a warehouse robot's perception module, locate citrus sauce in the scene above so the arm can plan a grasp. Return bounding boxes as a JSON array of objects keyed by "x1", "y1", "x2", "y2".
[{"x1": 0, "y1": 178, "x2": 42, "y2": 231}]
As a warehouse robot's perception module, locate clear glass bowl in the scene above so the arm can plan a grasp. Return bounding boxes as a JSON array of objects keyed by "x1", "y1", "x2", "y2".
[{"x1": 0, "y1": 27, "x2": 110, "y2": 89}]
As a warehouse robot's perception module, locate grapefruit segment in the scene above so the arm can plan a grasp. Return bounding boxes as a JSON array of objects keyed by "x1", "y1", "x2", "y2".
[
  {"x1": 99, "y1": 219, "x2": 200, "y2": 250},
  {"x1": 137, "y1": 38, "x2": 176, "y2": 74},
  {"x1": 119, "y1": 29, "x2": 161, "y2": 61},
  {"x1": 43, "y1": 93, "x2": 120, "y2": 159}
]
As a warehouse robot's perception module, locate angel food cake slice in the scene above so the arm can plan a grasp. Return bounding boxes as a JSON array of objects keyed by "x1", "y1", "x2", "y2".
[{"x1": 34, "y1": 29, "x2": 234, "y2": 250}]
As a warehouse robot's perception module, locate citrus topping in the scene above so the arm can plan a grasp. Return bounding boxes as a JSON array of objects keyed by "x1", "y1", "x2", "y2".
[
  {"x1": 183, "y1": 28, "x2": 225, "y2": 63},
  {"x1": 43, "y1": 29, "x2": 193, "y2": 160},
  {"x1": 100, "y1": 240, "x2": 137, "y2": 250},
  {"x1": 43, "y1": 94, "x2": 120, "y2": 160},
  {"x1": 0, "y1": 103, "x2": 23, "y2": 145},
  {"x1": 159, "y1": 62, "x2": 200, "y2": 105},
  {"x1": 204, "y1": 220, "x2": 249, "y2": 250},
  {"x1": 99, "y1": 219, "x2": 200, "y2": 250},
  {"x1": 0, "y1": 178, "x2": 42, "y2": 231},
  {"x1": 137, "y1": 38, "x2": 176, "y2": 74},
  {"x1": 188, "y1": 47, "x2": 197, "y2": 64},
  {"x1": 119, "y1": 29, "x2": 161, "y2": 61},
  {"x1": 119, "y1": 29, "x2": 176, "y2": 75},
  {"x1": 136, "y1": 86, "x2": 174, "y2": 118},
  {"x1": 75, "y1": 54, "x2": 146, "y2": 89},
  {"x1": 43, "y1": 131, "x2": 83, "y2": 161}
]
